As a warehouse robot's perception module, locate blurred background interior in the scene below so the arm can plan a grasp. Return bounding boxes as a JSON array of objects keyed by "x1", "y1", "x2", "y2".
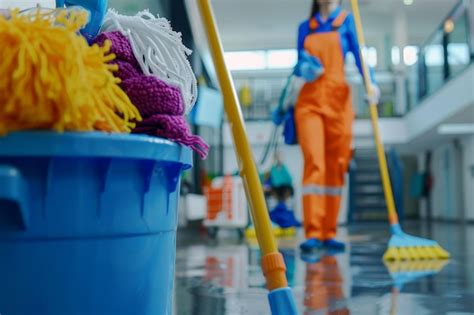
[
  {"x1": 104, "y1": 0, "x2": 474, "y2": 314},
  {"x1": 4, "y1": 0, "x2": 473, "y2": 314}
]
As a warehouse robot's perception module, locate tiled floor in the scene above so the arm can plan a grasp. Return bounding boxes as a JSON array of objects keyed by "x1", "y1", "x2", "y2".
[{"x1": 174, "y1": 222, "x2": 474, "y2": 314}]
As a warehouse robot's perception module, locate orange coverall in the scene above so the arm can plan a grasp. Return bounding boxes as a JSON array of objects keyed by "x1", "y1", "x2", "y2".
[{"x1": 296, "y1": 11, "x2": 354, "y2": 241}]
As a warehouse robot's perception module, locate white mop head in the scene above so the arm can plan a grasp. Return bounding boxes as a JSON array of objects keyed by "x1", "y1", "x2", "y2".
[{"x1": 102, "y1": 9, "x2": 198, "y2": 114}]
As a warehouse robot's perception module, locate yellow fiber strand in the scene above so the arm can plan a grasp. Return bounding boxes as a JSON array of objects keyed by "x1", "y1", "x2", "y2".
[
  {"x1": 398, "y1": 247, "x2": 410, "y2": 261},
  {"x1": 384, "y1": 245, "x2": 451, "y2": 262},
  {"x1": 383, "y1": 247, "x2": 399, "y2": 261},
  {"x1": 406, "y1": 247, "x2": 420, "y2": 260},
  {"x1": 432, "y1": 246, "x2": 450, "y2": 259},
  {"x1": 416, "y1": 248, "x2": 427, "y2": 260},
  {"x1": 0, "y1": 9, "x2": 141, "y2": 134}
]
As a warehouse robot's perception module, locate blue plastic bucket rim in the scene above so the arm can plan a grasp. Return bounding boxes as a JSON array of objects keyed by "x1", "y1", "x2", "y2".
[{"x1": 0, "y1": 132, "x2": 193, "y2": 168}]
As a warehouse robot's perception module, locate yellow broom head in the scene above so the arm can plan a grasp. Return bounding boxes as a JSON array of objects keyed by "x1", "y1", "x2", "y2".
[
  {"x1": 383, "y1": 230, "x2": 450, "y2": 261},
  {"x1": 0, "y1": 8, "x2": 141, "y2": 134},
  {"x1": 245, "y1": 224, "x2": 286, "y2": 239}
]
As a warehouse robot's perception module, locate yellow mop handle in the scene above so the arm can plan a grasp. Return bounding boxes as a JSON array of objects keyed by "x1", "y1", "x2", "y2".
[
  {"x1": 197, "y1": 0, "x2": 288, "y2": 290},
  {"x1": 350, "y1": 0, "x2": 399, "y2": 225}
]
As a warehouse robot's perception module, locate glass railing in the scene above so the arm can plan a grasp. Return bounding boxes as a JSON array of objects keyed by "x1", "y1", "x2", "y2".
[
  {"x1": 232, "y1": 72, "x2": 289, "y2": 121},
  {"x1": 350, "y1": 72, "x2": 400, "y2": 119},
  {"x1": 231, "y1": 70, "x2": 398, "y2": 121},
  {"x1": 410, "y1": 0, "x2": 473, "y2": 110}
]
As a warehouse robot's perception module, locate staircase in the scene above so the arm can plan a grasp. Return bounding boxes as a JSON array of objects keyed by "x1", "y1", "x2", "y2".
[{"x1": 350, "y1": 150, "x2": 388, "y2": 221}]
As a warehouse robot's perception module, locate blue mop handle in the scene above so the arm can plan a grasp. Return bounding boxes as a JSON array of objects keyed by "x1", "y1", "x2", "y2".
[{"x1": 269, "y1": 287, "x2": 298, "y2": 315}]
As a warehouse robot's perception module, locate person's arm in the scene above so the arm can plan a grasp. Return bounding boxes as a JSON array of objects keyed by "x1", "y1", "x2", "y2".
[
  {"x1": 295, "y1": 21, "x2": 309, "y2": 76},
  {"x1": 346, "y1": 13, "x2": 380, "y2": 103},
  {"x1": 346, "y1": 14, "x2": 376, "y2": 84},
  {"x1": 298, "y1": 21, "x2": 314, "y2": 59}
]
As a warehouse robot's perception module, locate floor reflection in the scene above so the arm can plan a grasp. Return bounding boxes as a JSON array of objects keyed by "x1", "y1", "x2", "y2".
[
  {"x1": 174, "y1": 222, "x2": 474, "y2": 315},
  {"x1": 302, "y1": 254, "x2": 350, "y2": 315}
]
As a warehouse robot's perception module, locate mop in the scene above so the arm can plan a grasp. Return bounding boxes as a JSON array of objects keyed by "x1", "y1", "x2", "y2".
[
  {"x1": 350, "y1": 0, "x2": 450, "y2": 261},
  {"x1": 196, "y1": 1, "x2": 297, "y2": 314}
]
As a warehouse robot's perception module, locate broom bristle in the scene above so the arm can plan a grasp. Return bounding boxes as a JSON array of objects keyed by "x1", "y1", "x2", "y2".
[
  {"x1": 433, "y1": 245, "x2": 450, "y2": 259},
  {"x1": 383, "y1": 245, "x2": 450, "y2": 261},
  {"x1": 406, "y1": 247, "x2": 420, "y2": 260},
  {"x1": 383, "y1": 247, "x2": 399, "y2": 261}
]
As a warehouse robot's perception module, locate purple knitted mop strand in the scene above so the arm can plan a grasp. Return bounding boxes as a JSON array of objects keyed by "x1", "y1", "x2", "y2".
[
  {"x1": 134, "y1": 114, "x2": 209, "y2": 160},
  {"x1": 93, "y1": 31, "x2": 209, "y2": 159},
  {"x1": 121, "y1": 76, "x2": 184, "y2": 116},
  {"x1": 94, "y1": 31, "x2": 140, "y2": 68}
]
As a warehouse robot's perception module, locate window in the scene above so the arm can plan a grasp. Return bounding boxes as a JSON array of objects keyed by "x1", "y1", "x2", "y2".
[
  {"x1": 448, "y1": 43, "x2": 470, "y2": 65},
  {"x1": 266, "y1": 50, "x2": 298, "y2": 69},
  {"x1": 225, "y1": 49, "x2": 299, "y2": 71},
  {"x1": 346, "y1": 47, "x2": 377, "y2": 68},
  {"x1": 403, "y1": 46, "x2": 419, "y2": 66},
  {"x1": 361, "y1": 47, "x2": 378, "y2": 67},
  {"x1": 225, "y1": 51, "x2": 266, "y2": 71},
  {"x1": 425, "y1": 44, "x2": 443, "y2": 66},
  {"x1": 225, "y1": 47, "x2": 378, "y2": 71}
]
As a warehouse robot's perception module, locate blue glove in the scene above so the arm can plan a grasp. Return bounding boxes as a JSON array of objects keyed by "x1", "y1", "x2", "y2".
[
  {"x1": 299, "y1": 62, "x2": 319, "y2": 82},
  {"x1": 271, "y1": 108, "x2": 285, "y2": 126},
  {"x1": 365, "y1": 84, "x2": 381, "y2": 105},
  {"x1": 294, "y1": 51, "x2": 324, "y2": 82}
]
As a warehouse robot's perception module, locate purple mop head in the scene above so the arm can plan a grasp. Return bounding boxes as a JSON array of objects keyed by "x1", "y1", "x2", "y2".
[
  {"x1": 121, "y1": 76, "x2": 184, "y2": 116},
  {"x1": 134, "y1": 114, "x2": 209, "y2": 160},
  {"x1": 94, "y1": 31, "x2": 140, "y2": 68},
  {"x1": 93, "y1": 31, "x2": 209, "y2": 159}
]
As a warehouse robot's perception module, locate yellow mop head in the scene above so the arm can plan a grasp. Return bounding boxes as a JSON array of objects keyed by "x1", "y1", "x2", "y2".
[{"x1": 0, "y1": 8, "x2": 141, "y2": 134}]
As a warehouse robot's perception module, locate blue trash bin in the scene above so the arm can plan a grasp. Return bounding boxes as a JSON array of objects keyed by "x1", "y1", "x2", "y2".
[{"x1": 0, "y1": 132, "x2": 192, "y2": 315}]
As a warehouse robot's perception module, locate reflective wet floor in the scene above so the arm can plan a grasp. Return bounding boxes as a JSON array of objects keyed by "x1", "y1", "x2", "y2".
[{"x1": 174, "y1": 222, "x2": 474, "y2": 314}]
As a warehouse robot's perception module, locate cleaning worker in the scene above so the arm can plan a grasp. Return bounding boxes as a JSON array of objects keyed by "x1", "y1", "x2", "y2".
[
  {"x1": 296, "y1": 0, "x2": 380, "y2": 252},
  {"x1": 267, "y1": 151, "x2": 301, "y2": 229}
]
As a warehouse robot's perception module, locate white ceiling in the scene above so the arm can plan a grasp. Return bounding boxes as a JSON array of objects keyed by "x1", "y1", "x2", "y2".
[{"x1": 210, "y1": 0, "x2": 458, "y2": 51}]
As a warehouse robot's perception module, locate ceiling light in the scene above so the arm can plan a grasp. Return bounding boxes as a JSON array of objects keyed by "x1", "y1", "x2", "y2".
[
  {"x1": 404, "y1": 0, "x2": 414, "y2": 5},
  {"x1": 437, "y1": 124, "x2": 474, "y2": 135},
  {"x1": 444, "y1": 19, "x2": 455, "y2": 33}
]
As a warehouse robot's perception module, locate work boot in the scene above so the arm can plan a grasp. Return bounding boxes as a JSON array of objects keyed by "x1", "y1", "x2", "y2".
[
  {"x1": 323, "y1": 239, "x2": 346, "y2": 251},
  {"x1": 300, "y1": 238, "x2": 323, "y2": 252}
]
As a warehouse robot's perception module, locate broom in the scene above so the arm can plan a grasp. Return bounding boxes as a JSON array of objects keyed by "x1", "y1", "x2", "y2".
[
  {"x1": 350, "y1": 0, "x2": 450, "y2": 261},
  {"x1": 197, "y1": 1, "x2": 298, "y2": 314}
]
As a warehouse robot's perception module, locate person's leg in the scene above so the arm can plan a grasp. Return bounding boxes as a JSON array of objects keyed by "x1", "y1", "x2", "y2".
[
  {"x1": 323, "y1": 154, "x2": 345, "y2": 242},
  {"x1": 322, "y1": 83, "x2": 354, "y2": 248},
  {"x1": 295, "y1": 104, "x2": 326, "y2": 248}
]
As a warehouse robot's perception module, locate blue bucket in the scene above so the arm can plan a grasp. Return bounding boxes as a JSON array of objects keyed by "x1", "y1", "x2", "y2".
[{"x1": 0, "y1": 132, "x2": 192, "y2": 315}]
